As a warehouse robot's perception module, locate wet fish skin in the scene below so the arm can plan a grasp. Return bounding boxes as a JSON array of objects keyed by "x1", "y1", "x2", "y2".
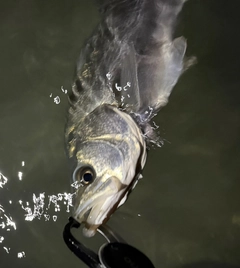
[
  {"x1": 65, "y1": 0, "x2": 189, "y2": 236},
  {"x1": 69, "y1": 104, "x2": 146, "y2": 237}
]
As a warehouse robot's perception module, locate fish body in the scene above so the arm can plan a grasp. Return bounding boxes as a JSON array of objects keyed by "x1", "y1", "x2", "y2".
[{"x1": 65, "y1": 0, "x2": 189, "y2": 237}]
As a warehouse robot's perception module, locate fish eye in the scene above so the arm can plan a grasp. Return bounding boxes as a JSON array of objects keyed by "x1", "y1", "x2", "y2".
[
  {"x1": 81, "y1": 169, "x2": 94, "y2": 184},
  {"x1": 74, "y1": 166, "x2": 95, "y2": 185}
]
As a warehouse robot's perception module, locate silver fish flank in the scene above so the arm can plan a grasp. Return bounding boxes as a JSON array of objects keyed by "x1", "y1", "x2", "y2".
[{"x1": 65, "y1": 0, "x2": 192, "y2": 237}]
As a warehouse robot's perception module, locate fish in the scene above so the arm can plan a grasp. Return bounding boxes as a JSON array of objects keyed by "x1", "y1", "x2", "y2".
[{"x1": 65, "y1": 0, "x2": 192, "y2": 237}]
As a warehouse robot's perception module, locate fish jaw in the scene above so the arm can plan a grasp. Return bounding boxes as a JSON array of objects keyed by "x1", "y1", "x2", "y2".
[{"x1": 73, "y1": 176, "x2": 126, "y2": 237}]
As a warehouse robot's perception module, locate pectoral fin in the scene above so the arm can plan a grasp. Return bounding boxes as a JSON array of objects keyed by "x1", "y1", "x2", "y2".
[
  {"x1": 154, "y1": 36, "x2": 187, "y2": 110},
  {"x1": 134, "y1": 36, "x2": 187, "y2": 120},
  {"x1": 117, "y1": 43, "x2": 141, "y2": 112}
]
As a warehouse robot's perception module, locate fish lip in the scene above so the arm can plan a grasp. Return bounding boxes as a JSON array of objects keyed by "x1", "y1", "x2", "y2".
[
  {"x1": 73, "y1": 176, "x2": 125, "y2": 235},
  {"x1": 73, "y1": 209, "x2": 98, "y2": 237}
]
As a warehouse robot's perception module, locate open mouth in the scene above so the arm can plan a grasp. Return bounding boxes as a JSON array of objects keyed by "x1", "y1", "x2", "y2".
[
  {"x1": 79, "y1": 208, "x2": 98, "y2": 237},
  {"x1": 73, "y1": 177, "x2": 126, "y2": 237}
]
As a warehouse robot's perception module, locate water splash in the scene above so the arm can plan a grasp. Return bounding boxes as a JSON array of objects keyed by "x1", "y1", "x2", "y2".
[
  {"x1": 1, "y1": 200, "x2": 17, "y2": 232},
  {"x1": 18, "y1": 172, "x2": 23, "y2": 181},
  {"x1": 50, "y1": 85, "x2": 68, "y2": 105},
  {"x1": 3, "y1": 247, "x2": 10, "y2": 254},
  {"x1": 115, "y1": 81, "x2": 131, "y2": 92},
  {"x1": 17, "y1": 251, "x2": 26, "y2": 258},
  {"x1": 110, "y1": 77, "x2": 163, "y2": 148},
  {"x1": 106, "y1": 72, "x2": 112, "y2": 80},
  {"x1": 53, "y1": 96, "x2": 61, "y2": 104},
  {"x1": 18, "y1": 192, "x2": 74, "y2": 222},
  {"x1": 0, "y1": 172, "x2": 8, "y2": 188},
  {"x1": 0, "y1": 178, "x2": 18, "y2": 256},
  {"x1": 0, "y1": 166, "x2": 75, "y2": 257},
  {"x1": 71, "y1": 180, "x2": 81, "y2": 190},
  {"x1": 0, "y1": 212, "x2": 16, "y2": 231}
]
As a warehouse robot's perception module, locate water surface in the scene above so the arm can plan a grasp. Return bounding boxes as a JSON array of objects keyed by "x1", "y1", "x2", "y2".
[{"x1": 0, "y1": 1, "x2": 240, "y2": 267}]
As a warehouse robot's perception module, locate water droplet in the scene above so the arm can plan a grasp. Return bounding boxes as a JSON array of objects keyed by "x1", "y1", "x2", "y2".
[
  {"x1": 17, "y1": 251, "x2": 26, "y2": 258},
  {"x1": 53, "y1": 96, "x2": 60, "y2": 104},
  {"x1": 0, "y1": 172, "x2": 8, "y2": 188},
  {"x1": 3, "y1": 247, "x2": 10, "y2": 253},
  {"x1": 18, "y1": 171, "x2": 23, "y2": 181}
]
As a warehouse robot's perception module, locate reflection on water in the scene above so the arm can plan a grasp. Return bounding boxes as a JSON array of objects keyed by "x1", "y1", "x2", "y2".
[
  {"x1": 19, "y1": 191, "x2": 73, "y2": 221},
  {"x1": 1, "y1": 172, "x2": 17, "y2": 255},
  {"x1": 0, "y1": 167, "x2": 74, "y2": 257}
]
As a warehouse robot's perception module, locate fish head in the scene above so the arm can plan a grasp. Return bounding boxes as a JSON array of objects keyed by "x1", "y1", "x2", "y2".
[
  {"x1": 69, "y1": 106, "x2": 146, "y2": 237},
  {"x1": 72, "y1": 139, "x2": 143, "y2": 237}
]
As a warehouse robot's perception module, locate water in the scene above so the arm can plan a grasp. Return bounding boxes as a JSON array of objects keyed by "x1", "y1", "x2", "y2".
[{"x1": 0, "y1": 0, "x2": 240, "y2": 267}]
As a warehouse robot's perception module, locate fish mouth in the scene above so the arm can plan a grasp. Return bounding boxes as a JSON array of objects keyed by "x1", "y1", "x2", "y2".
[{"x1": 73, "y1": 176, "x2": 125, "y2": 237}]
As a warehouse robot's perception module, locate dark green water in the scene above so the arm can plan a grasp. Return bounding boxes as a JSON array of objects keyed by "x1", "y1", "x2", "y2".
[{"x1": 0, "y1": 1, "x2": 240, "y2": 267}]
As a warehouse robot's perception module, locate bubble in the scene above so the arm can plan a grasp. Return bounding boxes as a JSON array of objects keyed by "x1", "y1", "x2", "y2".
[
  {"x1": 106, "y1": 72, "x2": 112, "y2": 80},
  {"x1": 123, "y1": 82, "x2": 131, "y2": 91},
  {"x1": 53, "y1": 96, "x2": 61, "y2": 104},
  {"x1": 115, "y1": 83, "x2": 122, "y2": 91},
  {"x1": 71, "y1": 181, "x2": 81, "y2": 190},
  {"x1": 18, "y1": 172, "x2": 23, "y2": 181},
  {"x1": 61, "y1": 86, "x2": 68, "y2": 94},
  {"x1": 17, "y1": 251, "x2": 26, "y2": 258}
]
